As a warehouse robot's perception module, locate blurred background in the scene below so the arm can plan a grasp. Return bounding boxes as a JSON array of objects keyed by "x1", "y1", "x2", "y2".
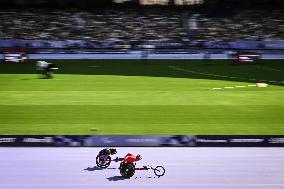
[
  {"x1": 0, "y1": 0, "x2": 283, "y2": 50},
  {"x1": 0, "y1": 0, "x2": 283, "y2": 136}
]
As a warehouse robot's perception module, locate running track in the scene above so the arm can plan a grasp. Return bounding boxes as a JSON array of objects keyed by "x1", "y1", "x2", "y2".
[{"x1": 0, "y1": 148, "x2": 284, "y2": 189}]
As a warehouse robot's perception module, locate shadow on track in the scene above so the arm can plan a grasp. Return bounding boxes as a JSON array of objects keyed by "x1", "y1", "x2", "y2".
[
  {"x1": 84, "y1": 166, "x2": 116, "y2": 171},
  {"x1": 107, "y1": 176, "x2": 130, "y2": 181},
  {"x1": 134, "y1": 176, "x2": 160, "y2": 179},
  {"x1": 107, "y1": 175, "x2": 163, "y2": 181}
]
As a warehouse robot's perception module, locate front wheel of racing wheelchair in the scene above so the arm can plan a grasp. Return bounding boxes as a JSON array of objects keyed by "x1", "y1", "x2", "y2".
[
  {"x1": 96, "y1": 155, "x2": 111, "y2": 168},
  {"x1": 153, "y1": 166, "x2": 165, "y2": 177},
  {"x1": 119, "y1": 162, "x2": 135, "y2": 178}
]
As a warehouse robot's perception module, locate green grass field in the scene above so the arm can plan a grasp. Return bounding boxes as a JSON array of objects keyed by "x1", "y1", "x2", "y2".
[{"x1": 0, "y1": 59, "x2": 284, "y2": 135}]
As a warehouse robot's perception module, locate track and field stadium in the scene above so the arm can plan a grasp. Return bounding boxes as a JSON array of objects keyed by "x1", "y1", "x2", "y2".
[
  {"x1": 1, "y1": 1, "x2": 284, "y2": 188},
  {"x1": 1, "y1": 59, "x2": 283, "y2": 135}
]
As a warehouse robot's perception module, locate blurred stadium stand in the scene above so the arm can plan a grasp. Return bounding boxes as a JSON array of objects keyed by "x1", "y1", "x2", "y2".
[
  {"x1": 0, "y1": 9, "x2": 283, "y2": 42},
  {"x1": 0, "y1": 9, "x2": 188, "y2": 41},
  {"x1": 0, "y1": 0, "x2": 283, "y2": 52}
]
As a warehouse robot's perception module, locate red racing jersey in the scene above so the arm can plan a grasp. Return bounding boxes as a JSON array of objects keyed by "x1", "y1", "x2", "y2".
[{"x1": 123, "y1": 153, "x2": 138, "y2": 164}]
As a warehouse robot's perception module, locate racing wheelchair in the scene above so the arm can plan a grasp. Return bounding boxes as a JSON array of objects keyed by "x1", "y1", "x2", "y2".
[
  {"x1": 119, "y1": 162, "x2": 165, "y2": 178},
  {"x1": 96, "y1": 154, "x2": 113, "y2": 169},
  {"x1": 96, "y1": 149, "x2": 117, "y2": 169}
]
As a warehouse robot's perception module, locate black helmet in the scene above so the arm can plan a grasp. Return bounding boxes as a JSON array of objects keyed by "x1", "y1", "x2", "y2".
[
  {"x1": 109, "y1": 148, "x2": 117, "y2": 155},
  {"x1": 136, "y1": 154, "x2": 142, "y2": 161}
]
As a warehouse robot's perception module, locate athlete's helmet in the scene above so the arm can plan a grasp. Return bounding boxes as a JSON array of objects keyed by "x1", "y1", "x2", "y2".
[
  {"x1": 136, "y1": 154, "x2": 142, "y2": 161},
  {"x1": 109, "y1": 148, "x2": 117, "y2": 155}
]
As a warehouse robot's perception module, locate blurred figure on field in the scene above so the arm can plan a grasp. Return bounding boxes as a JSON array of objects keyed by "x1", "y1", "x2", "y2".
[
  {"x1": 36, "y1": 61, "x2": 48, "y2": 78},
  {"x1": 36, "y1": 61, "x2": 57, "y2": 79}
]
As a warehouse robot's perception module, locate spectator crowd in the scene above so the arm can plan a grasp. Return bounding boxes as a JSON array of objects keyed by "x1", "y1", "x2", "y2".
[
  {"x1": 0, "y1": 9, "x2": 283, "y2": 42},
  {"x1": 198, "y1": 10, "x2": 284, "y2": 41}
]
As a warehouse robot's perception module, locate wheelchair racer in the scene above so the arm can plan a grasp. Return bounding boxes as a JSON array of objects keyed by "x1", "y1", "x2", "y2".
[
  {"x1": 115, "y1": 153, "x2": 142, "y2": 164},
  {"x1": 123, "y1": 153, "x2": 142, "y2": 164},
  {"x1": 98, "y1": 148, "x2": 117, "y2": 161}
]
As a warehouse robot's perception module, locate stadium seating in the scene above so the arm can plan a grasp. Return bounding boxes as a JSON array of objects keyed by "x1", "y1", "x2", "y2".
[{"x1": 0, "y1": 9, "x2": 282, "y2": 41}]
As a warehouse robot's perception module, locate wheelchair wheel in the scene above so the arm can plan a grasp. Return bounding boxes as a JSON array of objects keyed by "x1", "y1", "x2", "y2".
[
  {"x1": 119, "y1": 163, "x2": 135, "y2": 178},
  {"x1": 154, "y1": 166, "x2": 165, "y2": 177},
  {"x1": 96, "y1": 155, "x2": 111, "y2": 168}
]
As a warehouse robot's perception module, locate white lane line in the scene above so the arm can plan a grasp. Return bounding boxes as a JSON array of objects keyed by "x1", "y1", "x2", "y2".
[
  {"x1": 168, "y1": 66, "x2": 251, "y2": 81},
  {"x1": 1, "y1": 184, "x2": 284, "y2": 186},
  {"x1": 235, "y1": 86, "x2": 246, "y2": 88},
  {"x1": 168, "y1": 66, "x2": 282, "y2": 85},
  {"x1": 254, "y1": 65, "x2": 284, "y2": 72},
  {"x1": 168, "y1": 66, "x2": 234, "y2": 78},
  {"x1": 211, "y1": 84, "x2": 259, "y2": 90}
]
